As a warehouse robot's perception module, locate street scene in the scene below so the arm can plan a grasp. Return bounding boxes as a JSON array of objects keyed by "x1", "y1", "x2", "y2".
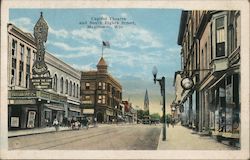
[{"x1": 6, "y1": 8, "x2": 241, "y2": 152}]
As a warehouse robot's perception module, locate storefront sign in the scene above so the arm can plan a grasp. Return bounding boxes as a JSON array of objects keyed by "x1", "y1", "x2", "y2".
[
  {"x1": 9, "y1": 90, "x2": 36, "y2": 97},
  {"x1": 11, "y1": 117, "x2": 19, "y2": 127},
  {"x1": 181, "y1": 77, "x2": 194, "y2": 90},
  {"x1": 10, "y1": 99, "x2": 36, "y2": 105},
  {"x1": 83, "y1": 109, "x2": 94, "y2": 114},
  {"x1": 27, "y1": 111, "x2": 36, "y2": 128},
  {"x1": 81, "y1": 100, "x2": 92, "y2": 104}
]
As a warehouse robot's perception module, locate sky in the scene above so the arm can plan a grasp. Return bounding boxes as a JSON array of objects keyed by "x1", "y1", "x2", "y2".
[{"x1": 10, "y1": 9, "x2": 182, "y2": 115}]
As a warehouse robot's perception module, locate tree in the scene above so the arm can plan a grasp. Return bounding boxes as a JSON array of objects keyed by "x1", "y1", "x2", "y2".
[{"x1": 150, "y1": 113, "x2": 161, "y2": 120}]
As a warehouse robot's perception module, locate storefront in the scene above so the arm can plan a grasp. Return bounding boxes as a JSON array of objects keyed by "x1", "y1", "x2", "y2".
[{"x1": 8, "y1": 89, "x2": 67, "y2": 130}]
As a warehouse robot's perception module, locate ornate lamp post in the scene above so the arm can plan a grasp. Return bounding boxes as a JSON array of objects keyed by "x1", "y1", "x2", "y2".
[{"x1": 152, "y1": 66, "x2": 166, "y2": 141}]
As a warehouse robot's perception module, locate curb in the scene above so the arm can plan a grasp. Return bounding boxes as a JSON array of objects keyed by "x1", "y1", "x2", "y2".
[{"x1": 8, "y1": 126, "x2": 96, "y2": 138}]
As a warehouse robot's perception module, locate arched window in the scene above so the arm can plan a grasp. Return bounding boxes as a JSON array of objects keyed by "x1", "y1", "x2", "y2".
[
  {"x1": 76, "y1": 84, "x2": 79, "y2": 98},
  {"x1": 69, "y1": 81, "x2": 72, "y2": 96},
  {"x1": 60, "y1": 77, "x2": 64, "y2": 93},
  {"x1": 65, "y1": 79, "x2": 68, "y2": 94},
  {"x1": 53, "y1": 74, "x2": 57, "y2": 91},
  {"x1": 73, "y1": 83, "x2": 75, "y2": 97}
]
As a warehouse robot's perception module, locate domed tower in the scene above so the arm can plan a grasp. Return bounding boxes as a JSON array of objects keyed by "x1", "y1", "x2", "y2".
[{"x1": 97, "y1": 57, "x2": 108, "y2": 73}]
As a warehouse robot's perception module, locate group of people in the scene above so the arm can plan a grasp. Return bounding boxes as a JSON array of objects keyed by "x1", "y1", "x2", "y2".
[
  {"x1": 52, "y1": 116, "x2": 90, "y2": 131},
  {"x1": 167, "y1": 118, "x2": 176, "y2": 128}
]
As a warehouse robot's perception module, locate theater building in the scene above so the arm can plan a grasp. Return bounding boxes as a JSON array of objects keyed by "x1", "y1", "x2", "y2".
[
  {"x1": 80, "y1": 56, "x2": 122, "y2": 123},
  {"x1": 7, "y1": 14, "x2": 81, "y2": 130}
]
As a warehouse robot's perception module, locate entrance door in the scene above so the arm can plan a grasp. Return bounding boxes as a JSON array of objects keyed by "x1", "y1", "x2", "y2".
[{"x1": 97, "y1": 112, "x2": 103, "y2": 123}]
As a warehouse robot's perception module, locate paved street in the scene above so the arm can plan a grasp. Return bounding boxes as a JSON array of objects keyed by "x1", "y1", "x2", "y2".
[
  {"x1": 9, "y1": 124, "x2": 161, "y2": 150},
  {"x1": 9, "y1": 124, "x2": 237, "y2": 150}
]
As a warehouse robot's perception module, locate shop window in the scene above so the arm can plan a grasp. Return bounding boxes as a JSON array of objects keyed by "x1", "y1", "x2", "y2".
[
  {"x1": 215, "y1": 17, "x2": 225, "y2": 57},
  {"x1": 85, "y1": 82, "x2": 90, "y2": 90}
]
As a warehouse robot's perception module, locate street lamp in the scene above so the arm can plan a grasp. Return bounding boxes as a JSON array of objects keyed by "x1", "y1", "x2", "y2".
[{"x1": 152, "y1": 66, "x2": 166, "y2": 141}]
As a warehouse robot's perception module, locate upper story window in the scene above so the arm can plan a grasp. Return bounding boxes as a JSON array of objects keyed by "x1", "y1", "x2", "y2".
[
  {"x1": 215, "y1": 17, "x2": 225, "y2": 57},
  {"x1": 85, "y1": 82, "x2": 90, "y2": 90},
  {"x1": 53, "y1": 74, "x2": 57, "y2": 92},
  {"x1": 12, "y1": 39, "x2": 17, "y2": 57},
  {"x1": 76, "y1": 84, "x2": 79, "y2": 98},
  {"x1": 73, "y1": 83, "x2": 76, "y2": 97},
  {"x1": 69, "y1": 81, "x2": 72, "y2": 96},
  {"x1": 20, "y1": 44, "x2": 24, "y2": 62},
  {"x1": 60, "y1": 77, "x2": 64, "y2": 94},
  {"x1": 98, "y1": 82, "x2": 102, "y2": 89},
  {"x1": 102, "y1": 82, "x2": 106, "y2": 90},
  {"x1": 65, "y1": 79, "x2": 68, "y2": 94},
  {"x1": 27, "y1": 47, "x2": 31, "y2": 65}
]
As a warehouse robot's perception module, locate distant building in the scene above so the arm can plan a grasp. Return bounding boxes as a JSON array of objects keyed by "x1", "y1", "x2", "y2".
[
  {"x1": 8, "y1": 14, "x2": 81, "y2": 130},
  {"x1": 144, "y1": 89, "x2": 149, "y2": 112},
  {"x1": 80, "y1": 56, "x2": 122, "y2": 123}
]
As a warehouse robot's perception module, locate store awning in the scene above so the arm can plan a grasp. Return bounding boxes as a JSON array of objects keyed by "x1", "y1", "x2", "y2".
[
  {"x1": 208, "y1": 73, "x2": 227, "y2": 90},
  {"x1": 45, "y1": 104, "x2": 64, "y2": 111},
  {"x1": 69, "y1": 107, "x2": 81, "y2": 113}
]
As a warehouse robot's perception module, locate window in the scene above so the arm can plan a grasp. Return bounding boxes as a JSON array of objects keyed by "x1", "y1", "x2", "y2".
[
  {"x1": 60, "y1": 77, "x2": 64, "y2": 93},
  {"x1": 19, "y1": 61, "x2": 24, "y2": 71},
  {"x1": 98, "y1": 95, "x2": 102, "y2": 104},
  {"x1": 33, "y1": 51, "x2": 36, "y2": 62},
  {"x1": 12, "y1": 58, "x2": 16, "y2": 69},
  {"x1": 85, "y1": 82, "x2": 90, "y2": 90},
  {"x1": 216, "y1": 17, "x2": 225, "y2": 57},
  {"x1": 53, "y1": 74, "x2": 57, "y2": 92},
  {"x1": 12, "y1": 39, "x2": 17, "y2": 57},
  {"x1": 20, "y1": 44, "x2": 24, "y2": 62},
  {"x1": 19, "y1": 71, "x2": 22, "y2": 86},
  {"x1": 102, "y1": 95, "x2": 106, "y2": 104},
  {"x1": 76, "y1": 84, "x2": 79, "y2": 98},
  {"x1": 107, "y1": 84, "x2": 110, "y2": 92},
  {"x1": 85, "y1": 96, "x2": 90, "y2": 100},
  {"x1": 65, "y1": 80, "x2": 68, "y2": 94},
  {"x1": 26, "y1": 64, "x2": 30, "y2": 73},
  {"x1": 27, "y1": 47, "x2": 31, "y2": 65},
  {"x1": 98, "y1": 82, "x2": 102, "y2": 89},
  {"x1": 102, "y1": 82, "x2": 106, "y2": 90},
  {"x1": 11, "y1": 69, "x2": 15, "y2": 85},
  {"x1": 69, "y1": 81, "x2": 72, "y2": 96},
  {"x1": 73, "y1": 83, "x2": 75, "y2": 97},
  {"x1": 25, "y1": 74, "x2": 30, "y2": 88}
]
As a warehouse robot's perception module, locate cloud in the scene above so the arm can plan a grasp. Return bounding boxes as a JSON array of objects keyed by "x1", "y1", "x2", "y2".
[
  {"x1": 48, "y1": 41, "x2": 100, "y2": 58},
  {"x1": 49, "y1": 26, "x2": 69, "y2": 38},
  {"x1": 10, "y1": 17, "x2": 33, "y2": 32},
  {"x1": 71, "y1": 28, "x2": 103, "y2": 42},
  {"x1": 70, "y1": 63, "x2": 96, "y2": 71},
  {"x1": 111, "y1": 25, "x2": 163, "y2": 49}
]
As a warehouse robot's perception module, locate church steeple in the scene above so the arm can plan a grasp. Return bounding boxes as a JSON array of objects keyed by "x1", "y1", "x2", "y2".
[
  {"x1": 144, "y1": 89, "x2": 149, "y2": 112},
  {"x1": 97, "y1": 57, "x2": 108, "y2": 73}
]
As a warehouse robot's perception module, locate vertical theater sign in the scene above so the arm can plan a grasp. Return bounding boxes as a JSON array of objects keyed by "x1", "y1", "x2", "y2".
[{"x1": 31, "y1": 12, "x2": 52, "y2": 89}]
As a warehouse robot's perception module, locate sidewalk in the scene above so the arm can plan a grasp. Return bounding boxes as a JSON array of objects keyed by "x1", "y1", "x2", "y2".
[
  {"x1": 157, "y1": 123, "x2": 237, "y2": 150},
  {"x1": 8, "y1": 125, "x2": 95, "y2": 138}
]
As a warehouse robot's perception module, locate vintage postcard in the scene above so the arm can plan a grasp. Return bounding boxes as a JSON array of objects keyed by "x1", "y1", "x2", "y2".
[{"x1": 0, "y1": 0, "x2": 249, "y2": 159}]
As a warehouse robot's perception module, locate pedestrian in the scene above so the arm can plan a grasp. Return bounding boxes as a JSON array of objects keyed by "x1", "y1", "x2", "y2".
[
  {"x1": 171, "y1": 119, "x2": 175, "y2": 128},
  {"x1": 53, "y1": 118, "x2": 59, "y2": 131},
  {"x1": 94, "y1": 117, "x2": 97, "y2": 127}
]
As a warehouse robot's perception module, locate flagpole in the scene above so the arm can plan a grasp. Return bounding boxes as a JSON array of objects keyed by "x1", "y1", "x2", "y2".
[{"x1": 102, "y1": 45, "x2": 103, "y2": 57}]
